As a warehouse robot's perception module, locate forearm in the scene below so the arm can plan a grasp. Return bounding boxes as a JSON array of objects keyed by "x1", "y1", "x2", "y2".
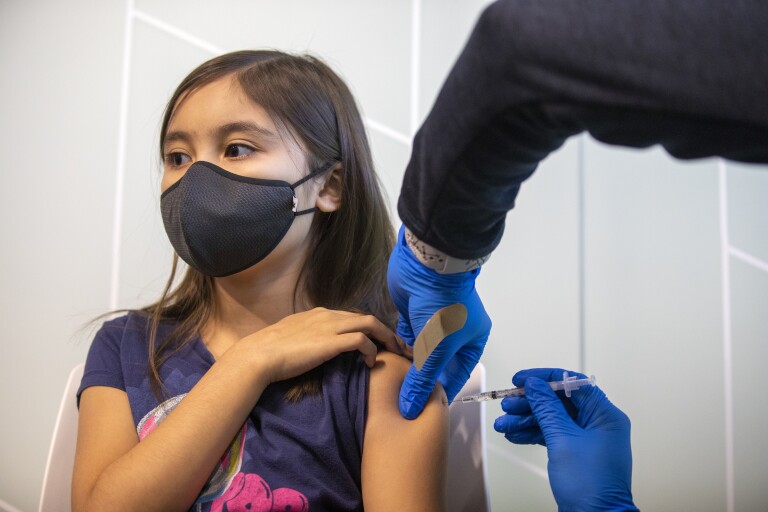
[
  {"x1": 75, "y1": 348, "x2": 269, "y2": 512},
  {"x1": 400, "y1": 0, "x2": 768, "y2": 259}
]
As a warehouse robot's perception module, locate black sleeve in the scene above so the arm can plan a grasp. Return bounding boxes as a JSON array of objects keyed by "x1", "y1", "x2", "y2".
[{"x1": 398, "y1": 0, "x2": 768, "y2": 260}]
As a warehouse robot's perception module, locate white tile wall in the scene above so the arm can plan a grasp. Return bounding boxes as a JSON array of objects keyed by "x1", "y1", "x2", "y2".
[
  {"x1": 1, "y1": 1, "x2": 766, "y2": 511},
  {"x1": 583, "y1": 141, "x2": 727, "y2": 510},
  {"x1": 1, "y1": 2, "x2": 124, "y2": 511}
]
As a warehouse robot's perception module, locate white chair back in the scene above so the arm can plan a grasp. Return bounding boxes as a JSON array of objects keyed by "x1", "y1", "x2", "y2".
[
  {"x1": 39, "y1": 363, "x2": 83, "y2": 512},
  {"x1": 446, "y1": 363, "x2": 490, "y2": 512}
]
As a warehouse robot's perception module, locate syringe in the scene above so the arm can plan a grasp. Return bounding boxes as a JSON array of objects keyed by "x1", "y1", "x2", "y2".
[{"x1": 458, "y1": 371, "x2": 596, "y2": 403}]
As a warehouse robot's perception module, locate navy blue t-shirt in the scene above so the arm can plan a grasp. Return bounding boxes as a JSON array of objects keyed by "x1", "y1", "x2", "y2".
[{"x1": 78, "y1": 312, "x2": 369, "y2": 512}]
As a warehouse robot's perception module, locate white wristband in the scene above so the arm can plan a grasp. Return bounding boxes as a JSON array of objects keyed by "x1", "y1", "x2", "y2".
[{"x1": 404, "y1": 228, "x2": 491, "y2": 274}]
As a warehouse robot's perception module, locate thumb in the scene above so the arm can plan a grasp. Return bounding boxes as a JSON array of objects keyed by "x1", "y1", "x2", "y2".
[
  {"x1": 399, "y1": 364, "x2": 437, "y2": 419},
  {"x1": 525, "y1": 377, "x2": 578, "y2": 439}
]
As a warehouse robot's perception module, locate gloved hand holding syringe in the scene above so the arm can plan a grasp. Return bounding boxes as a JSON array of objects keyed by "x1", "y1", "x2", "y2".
[{"x1": 457, "y1": 371, "x2": 596, "y2": 403}]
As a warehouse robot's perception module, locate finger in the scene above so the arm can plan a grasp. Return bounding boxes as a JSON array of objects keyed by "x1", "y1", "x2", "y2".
[
  {"x1": 396, "y1": 313, "x2": 415, "y2": 347},
  {"x1": 504, "y1": 381, "x2": 579, "y2": 421},
  {"x1": 311, "y1": 306, "x2": 355, "y2": 316},
  {"x1": 332, "y1": 313, "x2": 402, "y2": 357},
  {"x1": 398, "y1": 363, "x2": 437, "y2": 419},
  {"x1": 524, "y1": 377, "x2": 579, "y2": 437},
  {"x1": 504, "y1": 428, "x2": 545, "y2": 446},
  {"x1": 512, "y1": 368, "x2": 586, "y2": 388},
  {"x1": 312, "y1": 309, "x2": 404, "y2": 357},
  {"x1": 375, "y1": 334, "x2": 412, "y2": 359},
  {"x1": 493, "y1": 411, "x2": 538, "y2": 433},
  {"x1": 396, "y1": 335, "x2": 413, "y2": 360},
  {"x1": 512, "y1": 367, "x2": 602, "y2": 415},
  {"x1": 501, "y1": 395, "x2": 531, "y2": 415},
  {"x1": 337, "y1": 332, "x2": 378, "y2": 368},
  {"x1": 338, "y1": 314, "x2": 398, "y2": 350},
  {"x1": 310, "y1": 307, "x2": 371, "y2": 322},
  {"x1": 566, "y1": 381, "x2": 608, "y2": 419},
  {"x1": 377, "y1": 330, "x2": 406, "y2": 357}
]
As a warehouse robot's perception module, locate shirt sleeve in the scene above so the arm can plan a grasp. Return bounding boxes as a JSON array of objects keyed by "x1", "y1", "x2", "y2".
[
  {"x1": 399, "y1": 0, "x2": 768, "y2": 259},
  {"x1": 76, "y1": 315, "x2": 129, "y2": 406},
  {"x1": 323, "y1": 352, "x2": 369, "y2": 456},
  {"x1": 348, "y1": 353, "x2": 369, "y2": 455}
]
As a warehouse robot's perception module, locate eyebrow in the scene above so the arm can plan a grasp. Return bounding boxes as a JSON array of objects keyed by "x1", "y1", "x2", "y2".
[
  {"x1": 214, "y1": 121, "x2": 278, "y2": 140},
  {"x1": 163, "y1": 121, "x2": 279, "y2": 148}
]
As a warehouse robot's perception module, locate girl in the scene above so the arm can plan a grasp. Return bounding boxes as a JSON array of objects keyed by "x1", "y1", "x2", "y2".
[{"x1": 72, "y1": 50, "x2": 447, "y2": 512}]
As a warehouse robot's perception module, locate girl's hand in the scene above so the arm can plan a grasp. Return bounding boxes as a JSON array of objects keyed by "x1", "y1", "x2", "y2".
[{"x1": 229, "y1": 307, "x2": 406, "y2": 384}]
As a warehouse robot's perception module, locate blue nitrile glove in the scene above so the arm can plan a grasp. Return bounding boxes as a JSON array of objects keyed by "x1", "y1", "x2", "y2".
[
  {"x1": 387, "y1": 225, "x2": 492, "y2": 419},
  {"x1": 494, "y1": 368, "x2": 638, "y2": 512}
]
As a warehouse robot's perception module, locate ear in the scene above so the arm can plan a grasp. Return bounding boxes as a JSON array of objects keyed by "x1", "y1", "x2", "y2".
[{"x1": 315, "y1": 165, "x2": 343, "y2": 213}]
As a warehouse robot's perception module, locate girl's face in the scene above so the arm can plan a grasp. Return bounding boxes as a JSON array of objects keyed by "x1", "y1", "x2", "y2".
[
  {"x1": 161, "y1": 75, "x2": 309, "y2": 192},
  {"x1": 161, "y1": 75, "x2": 336, "y2": 281}
]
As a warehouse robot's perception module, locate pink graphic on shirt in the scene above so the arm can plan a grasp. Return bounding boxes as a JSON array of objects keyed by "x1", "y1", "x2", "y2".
[
  {"x1": 211, "y1": 473, "x2": 308, "y2": 512},
  {"x1": 196, "y1": 423, "x2": 247, "y2": 505},
  {"x1": 137, "y1": 394, "x2": 308, "y2": 511},
  {"x1": 137, "y1": 393, "x2": 185, "y2": 440},
  {"x1": 272, "y1": 487, "x2": 309, "y2": 511}
]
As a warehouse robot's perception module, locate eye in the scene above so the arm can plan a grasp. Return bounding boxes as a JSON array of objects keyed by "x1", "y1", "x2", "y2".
[
  {"x1": 225, "y1": 144, "x2": 255, "y2": 159},
  {"x1": 164, "y1": 152, "x2": 191, "y2": 167}
]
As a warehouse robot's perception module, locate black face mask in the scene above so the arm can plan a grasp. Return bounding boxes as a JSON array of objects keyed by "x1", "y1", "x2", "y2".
[{"x1": 161, "y1": 160, "x2": 333, "y2": 277}]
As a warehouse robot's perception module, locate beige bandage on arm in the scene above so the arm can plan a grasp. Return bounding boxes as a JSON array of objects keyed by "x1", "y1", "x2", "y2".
[{"x1": 413, "y1": 303, "x2": 467, "y2": 371}]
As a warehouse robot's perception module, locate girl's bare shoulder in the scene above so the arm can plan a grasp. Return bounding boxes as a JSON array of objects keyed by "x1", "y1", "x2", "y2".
[{"x1": 368, "y1": 350, "x2": 447, "y2": 416}]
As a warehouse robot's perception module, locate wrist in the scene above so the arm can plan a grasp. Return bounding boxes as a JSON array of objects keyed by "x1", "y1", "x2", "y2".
[
  {"x1": 403, "y1": 227, "x2": 490, "y2": 274},
  {"x1": 220, "y1": 338, "x2": 273, "y2": 389}
]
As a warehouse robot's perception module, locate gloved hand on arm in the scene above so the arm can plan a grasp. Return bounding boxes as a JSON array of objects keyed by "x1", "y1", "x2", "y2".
[
  {"x1": 494, "y1": 368, "x2": 639, "y2": 512},
  {"x1": 387, "y1": 226, "x2": 492, "y2": 419}
]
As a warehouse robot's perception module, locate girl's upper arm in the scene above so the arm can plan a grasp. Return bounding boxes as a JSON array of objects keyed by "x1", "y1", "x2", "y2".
[
  {"x1": 72, "y1": 386, "x2": 138, "y2": 511},
  {"x1": 361, "y1": 351, "x2": 449, "y2": 512}
]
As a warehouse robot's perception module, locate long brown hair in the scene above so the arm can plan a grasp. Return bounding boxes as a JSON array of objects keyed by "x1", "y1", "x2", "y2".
[{"x1": 142, "y1": 50, "x2": 396, "y2": 399}]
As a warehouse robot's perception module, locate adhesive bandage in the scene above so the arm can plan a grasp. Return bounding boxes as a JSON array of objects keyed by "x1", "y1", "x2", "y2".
[{"x1": 413, "y1": 303, "x2": 467, "y2": 370}]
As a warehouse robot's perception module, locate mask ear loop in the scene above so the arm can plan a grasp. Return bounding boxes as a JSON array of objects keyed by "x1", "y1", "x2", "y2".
[{"x1": 290, "y1": 161, "x2": 337, "y2": 216}]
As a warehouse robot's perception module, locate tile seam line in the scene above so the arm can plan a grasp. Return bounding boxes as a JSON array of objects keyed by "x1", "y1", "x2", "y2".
[
  {"x1": 132, "y1": 8, "x2": 224, "y2": 55},
  {"x1": 109, "y1": 0, "x2": 135, "y2": 310},
  {"x1": 410, "y1": 0, "x2": 421, "y2": 138},
  {"x1": 363, "y1": 117, "x2": 411, "y2": 146},
  {"x1": 577, "y1": 134, "x2": 586, "y2": 373},
  {"x1": 132, "y1": 10, "x2": 411, "y2": 147},
  {"x1": 0, "y1": 498, "x2": 25, "y2": 512},
  {"x1": 487, "y1": 444, "x2": 549, "y2": 480},
  {"x1": 718, "y1": 158, "x2": 735, "y2": 512},
  {"x1": 729, "y1": 245, "x2": 768, "y2": 274}
]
